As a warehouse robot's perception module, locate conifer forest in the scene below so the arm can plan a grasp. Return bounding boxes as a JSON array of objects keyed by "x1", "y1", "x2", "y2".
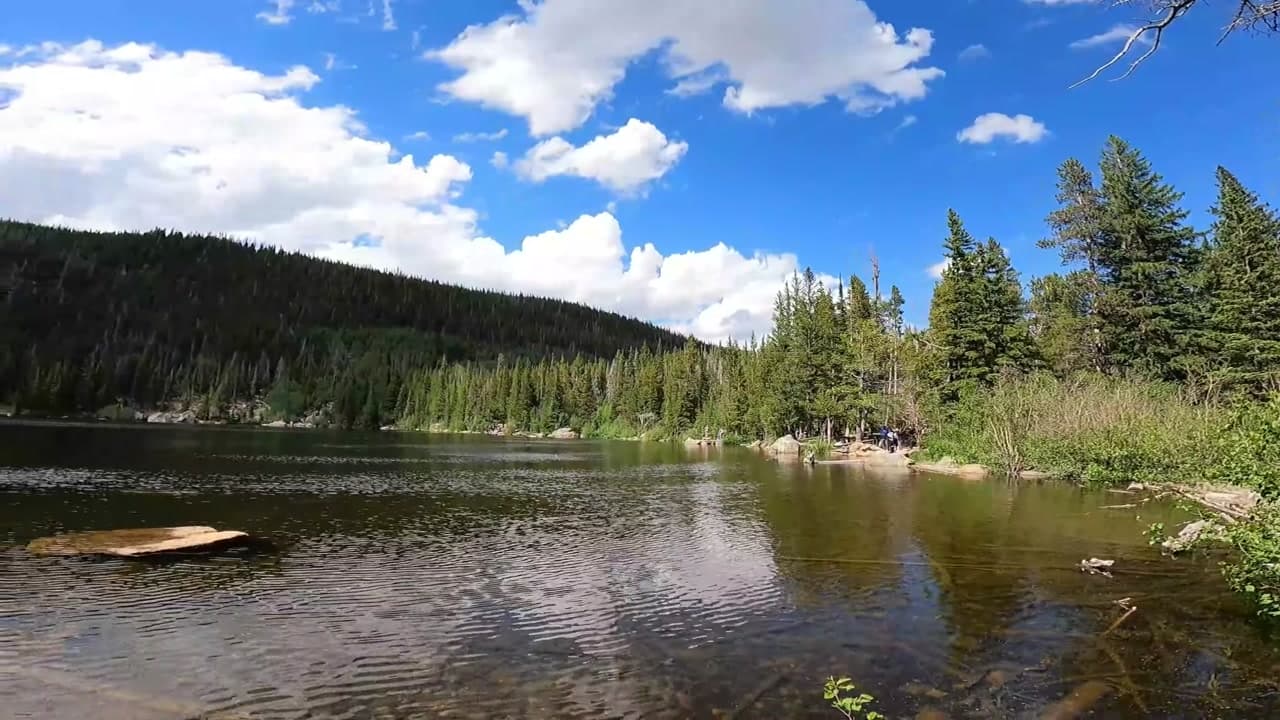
[{"x1": 4, "y1": 136, "x2": 1279, "y2": 442}]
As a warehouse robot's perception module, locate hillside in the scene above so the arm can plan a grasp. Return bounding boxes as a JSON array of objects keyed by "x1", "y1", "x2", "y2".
[{"x1": 0, "y1": 220, "x2": 686, "y2": 426}]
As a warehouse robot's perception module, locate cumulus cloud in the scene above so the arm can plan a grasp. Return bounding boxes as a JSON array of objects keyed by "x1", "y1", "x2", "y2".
[
  {"x1": 512, "y1": 119, "x2": 687, "y2": 194},
  {"x1": 1070, "y1": 24, "x2": 1150, "y2": 49},
  {"x1": 257, "y1": 0, "x2": 296, "y2": 25},
  {"x1": 0, "y1": 40, "x2": 794, "y2": 342},
  {"x1": 426, "y1": 0, "x2": 943, "y2": 136},
  {"x1": 958, "y1": 44, "x2": 990, "y2": 61},
  {"x1": 956, "y1": 112, "x2": 1048, "y2": 144}
]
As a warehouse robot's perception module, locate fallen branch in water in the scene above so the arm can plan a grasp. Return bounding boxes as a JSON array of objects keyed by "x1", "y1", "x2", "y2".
[{"x1": 1103, "y1": 605, "x2": 1139, "y2": 637}]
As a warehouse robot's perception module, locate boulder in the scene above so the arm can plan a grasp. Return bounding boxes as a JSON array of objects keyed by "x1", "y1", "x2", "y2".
[
  {"x1": 769, "y1": 434, "x2": 801, "y2": 455},
  {"x1": 550, "y1": 427, "x2": 579, "y2": 440},
  {"x1": 27, "y1": 526, "x2": 251, "y2": 558},
  {"x1": 262, "y1": 420, "x2": 288, "y2": 428},
  {"x1": 866, "y1": 451, "x2": 913, "y2": 467},
  {"x1": 957, "y1": 464, "x2": 990, "y2": 479},
  {"x1": 684, "y1": 437, "x2": 703, "y2": 447}
]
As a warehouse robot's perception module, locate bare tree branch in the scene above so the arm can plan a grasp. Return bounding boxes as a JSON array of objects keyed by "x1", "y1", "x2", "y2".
[
  {"x1": 1071, "y1": 0, "x2": 1277, "y2": 87},
  {"x1": 1070, "y1": 0, "x2": 1195, "y2": 88}
]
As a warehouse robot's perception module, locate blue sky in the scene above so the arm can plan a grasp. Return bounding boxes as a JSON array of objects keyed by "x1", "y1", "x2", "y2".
[{"x1": 1, "y1": 0, "x2": 1276, "y2": 338}]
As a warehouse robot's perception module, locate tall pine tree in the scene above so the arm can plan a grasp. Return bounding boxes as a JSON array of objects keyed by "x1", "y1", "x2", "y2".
[
  {"x1": 1095, "y1": 136, "x2": 1202, "y2": 380},
  {"x1": 1204, "y1": 167, "x2": 1280, "y2": 394}
]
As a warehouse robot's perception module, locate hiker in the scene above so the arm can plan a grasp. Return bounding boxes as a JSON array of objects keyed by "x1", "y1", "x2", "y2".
[{"x1": 887, "y1": 428, "x2": 899, "y2": 453}]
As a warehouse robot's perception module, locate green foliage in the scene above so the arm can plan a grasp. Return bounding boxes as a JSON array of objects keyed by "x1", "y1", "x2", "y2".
[
  {"x1": 924, "y1": 373, "x2": 1212, "y2": 483},
  {"x1": 805, "y1": 438, "x2": 835, "y2": 459},
  {"x1": 1222, "y1": 505, "x2": 1280, "y2": 620},
  {"x1": 823, "y1": 677, "x2": 882, "y2": 720},
  {"x1": 1206, "y1": 396, "x2": 1280, "y2": 499},
  {"x1": 1145, "y1": 522, "x2": 1168, "y2": 546}
]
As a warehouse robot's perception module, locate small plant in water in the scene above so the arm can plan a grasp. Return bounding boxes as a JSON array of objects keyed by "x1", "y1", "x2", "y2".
[
  {"x1": 823, "y1": 676, "x2": 882, "y2": 720},
  {"x1": 1144, "y1": 521, "x2": 1167, "y2": 547}
]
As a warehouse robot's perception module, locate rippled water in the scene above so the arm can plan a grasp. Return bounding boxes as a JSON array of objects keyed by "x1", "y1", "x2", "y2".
[{"x1": 2, "y1": 421, "x2": 1279, "y2": 719}]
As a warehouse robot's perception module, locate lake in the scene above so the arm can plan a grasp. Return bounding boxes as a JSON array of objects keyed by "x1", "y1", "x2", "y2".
[{"x1": 2, "y1": 421, "x2": 1278, "y2": 719}]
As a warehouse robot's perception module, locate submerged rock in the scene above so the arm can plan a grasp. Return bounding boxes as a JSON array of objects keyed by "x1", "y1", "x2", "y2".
[
  {"x1": 27, "y1": 526, "x2": 251, "y2": 557},
  {"x1": 1080, "y1": 557, "x2": 1115, "y2": 576},
  {"x1": 769, "y1": 434, "x2": 801, "y2": 455},
  {"x1": 1162, "y1": 519, "x2": 1211, "y2": 554}
]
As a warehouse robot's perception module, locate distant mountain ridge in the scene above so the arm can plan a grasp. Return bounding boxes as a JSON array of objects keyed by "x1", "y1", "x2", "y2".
[{"x1": 0, "y1": 220, "x2": 687, "y2": 425}]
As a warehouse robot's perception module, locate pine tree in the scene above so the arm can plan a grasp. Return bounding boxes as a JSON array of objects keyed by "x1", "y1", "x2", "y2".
[
  {"x1": 1095, "y1": 136, "x2": 1203, "y2": 379},
  {"x1": 928, "y1": 213, "x2": 1032, "y2": 399},
  {"x1": 1204, "y1": 167, "x2": 1280, "y2": 394},
  {"x1": 1041, "y1": 157, "x2": 1105, "y2": 370},
  {"x1": 1029, "y1": 272, "x2": 1094, "y2": 376}
]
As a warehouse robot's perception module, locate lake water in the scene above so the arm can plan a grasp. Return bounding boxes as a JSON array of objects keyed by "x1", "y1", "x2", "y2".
[{"x1": 2, "y1": 421, "x2": 1278, "y2": 719}]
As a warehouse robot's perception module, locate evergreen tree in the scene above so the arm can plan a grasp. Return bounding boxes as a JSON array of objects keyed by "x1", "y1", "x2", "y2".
[
  {"x1": 1095, "y1": 136, "x2": 1203, "y2": 379},
  {"x1": 1029, "y1": 272, "x2": 1095, "y2": 376},
  {"x1": 1204, "y1": 167, "x2": 1280, "y2": 394},
  {"x1": 1041, "y1": 157, "x2": 1105, "y2": 369}
]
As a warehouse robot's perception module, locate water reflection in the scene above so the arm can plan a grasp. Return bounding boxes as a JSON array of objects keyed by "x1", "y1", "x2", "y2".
[{"x1": 1, "y1": 421, "x2": 1278, "y2": 718}]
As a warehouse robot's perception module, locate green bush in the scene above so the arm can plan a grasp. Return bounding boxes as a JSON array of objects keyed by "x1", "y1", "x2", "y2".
[
  {"x1": 1206, "y1": 396, "x2": 1280, "y2": 499},
  {"x1": 1222, "y1": 505, "x2": 1280, "y2": 620},
  {"x1": 924, "y1": 373, "x2": 1215, "y2": 484}
]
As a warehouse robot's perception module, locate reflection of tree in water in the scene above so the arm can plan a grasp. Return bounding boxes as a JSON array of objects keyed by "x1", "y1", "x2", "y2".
[{"x1": 757, "y1": 464, "x2": 914, "y2": 604}]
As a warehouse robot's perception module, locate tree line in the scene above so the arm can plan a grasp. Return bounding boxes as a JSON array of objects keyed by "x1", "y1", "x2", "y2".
[
  {"x1": 0, "y1": 221, "x2": 685, "y2": 426},
  {"x1": 402, "y1": 136, "x2": 1280, "y2": 441}
]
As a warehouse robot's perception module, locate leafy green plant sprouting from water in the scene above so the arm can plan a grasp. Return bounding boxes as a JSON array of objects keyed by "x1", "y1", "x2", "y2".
[
  {"x1": 823, "y1": 677, "x2": 883, "y2": 720},
  {"x1": 1144, "y1": 521, "x2": 1167, "y2": 546}
]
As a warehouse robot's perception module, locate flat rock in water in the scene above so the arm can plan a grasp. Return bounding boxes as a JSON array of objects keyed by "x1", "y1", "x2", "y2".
[{"x1": 27, "y1": 526, "x2": 250, "y2": 557}]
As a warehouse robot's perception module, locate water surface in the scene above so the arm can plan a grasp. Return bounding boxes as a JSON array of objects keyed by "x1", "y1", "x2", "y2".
[{"x1": 2, "y1": 422, "x2": 1278, "y2": 718}]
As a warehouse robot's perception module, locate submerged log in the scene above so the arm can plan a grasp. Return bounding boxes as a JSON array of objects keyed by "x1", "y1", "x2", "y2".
[{"x1": 26, "y1": 526, "x2": 251, "y2": 557}]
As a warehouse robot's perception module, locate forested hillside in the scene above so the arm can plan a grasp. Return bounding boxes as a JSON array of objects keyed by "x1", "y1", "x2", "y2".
[{"x1": 0, "y1": 221, "x2": 686, "y2": 425}]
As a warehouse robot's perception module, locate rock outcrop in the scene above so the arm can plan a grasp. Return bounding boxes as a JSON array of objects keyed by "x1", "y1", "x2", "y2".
[
  {"x1": 146, "y1": 410, "x2": 195, "y2": 424},
  {"x1": 27, "y1": 526, "x2": 251, "y2": 558},
  {"x1": 549, "y1": 427, "x2": 579, "y2": 440},
  {"x1": 769, "y1": 434, "x2": 801, "y2": 455}
]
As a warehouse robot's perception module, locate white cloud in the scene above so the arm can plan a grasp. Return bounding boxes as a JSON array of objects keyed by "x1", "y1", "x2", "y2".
[
  {"x1": 927, "y1": 257, "x2": 950, "y2": 279},
  {"x1": 490, "y1": 151, "x2": 509, "y2": 169},
  {"x1": 896, "y1": 114, "x2": 918, "y2": 131},
  {"x1": 958, "y1": 44, "x2": 990, "y2": 61},
  {"x1": 0, "y1": 45, "x2": 12, "y2": 56},
  {"x1": 308, "y1": 0, "x2": 340, "y2": 13},
  {"x1": 956, "y1": 112, "x2": 1048, "y2": 144},
  {"x1": 411, "y1": 28, "x2": 422, "y2": 51},
  {"x1": 404, "y1": 130, "x2": 431, "y2": 141},
  {"x1": 452, "y1": 128, "x2": 508, "y2": 143},
  {"x1": 257, "y1": 0, "x2": 296, "y2": 25},
  {"x1": 381, "y1": 0, "x2": 396, "y2": 31},
  {"x1": 511, "y1": 118, "x2": 687, "y2": 194},
  {"x1": 426, "y1": 0, "x2": 943, "y2": 136},
  {"x1": 0, "y1": 40, "x2": 793, "y2": 342},
  {"x1": 1070, "y1": 24, "x2": 1151, "y2": 49}
]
